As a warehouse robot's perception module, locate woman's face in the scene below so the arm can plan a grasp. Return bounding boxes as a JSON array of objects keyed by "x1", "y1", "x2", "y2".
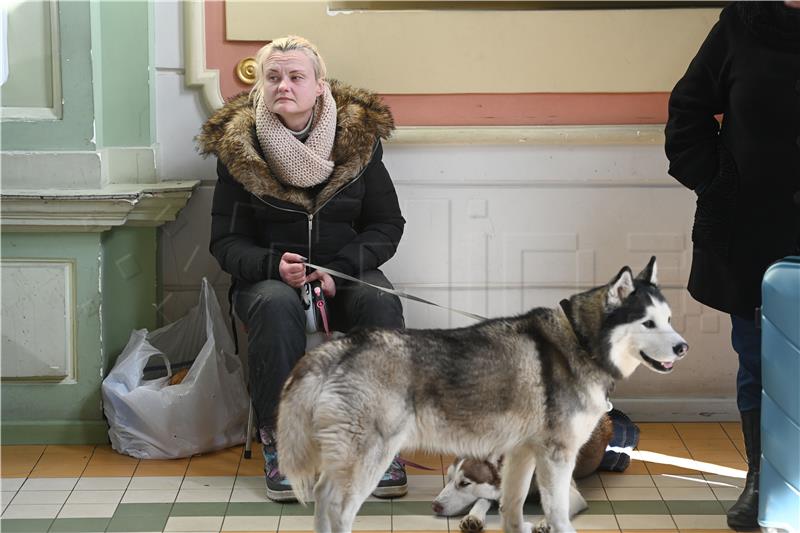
[{"x1": 262, "y1": 50, "x2": 323, "y2": 129}]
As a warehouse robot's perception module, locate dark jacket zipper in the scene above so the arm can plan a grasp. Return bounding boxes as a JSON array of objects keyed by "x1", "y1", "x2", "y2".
[{"x1": 255, "y1": 140, "x2": 379, "y2": 264}]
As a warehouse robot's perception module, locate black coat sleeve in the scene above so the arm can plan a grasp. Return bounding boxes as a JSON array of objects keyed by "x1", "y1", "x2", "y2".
[
  {"x1": 665, "y1": 13, "x2": 730, "y2": 191},
  {"x1": 324, "y1": 142, "x2": 405, "y2": 277},
  {"x1": 209, "y1": 160, "x2": 282, "y2": 282}
]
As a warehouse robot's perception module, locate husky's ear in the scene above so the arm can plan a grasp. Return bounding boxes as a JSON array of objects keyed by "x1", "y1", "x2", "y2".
[
  {"x1": 608, "y1": 267, "x2": 634, "y2": 307},
  {"x1": 635, "y1": 256, "x2": 658, "y2": 285}
]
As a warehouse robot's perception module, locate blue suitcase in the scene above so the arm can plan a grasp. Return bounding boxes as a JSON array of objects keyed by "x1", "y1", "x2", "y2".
[{"x1": 760, "y1": 256, "x2": 800, "y2": 533}]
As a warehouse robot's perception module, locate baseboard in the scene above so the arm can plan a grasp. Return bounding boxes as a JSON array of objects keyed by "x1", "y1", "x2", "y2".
[
  {"x1": 613, "y1": 398, "x2": 739, "y2": 422},
  {"x1": 1, "y1": 420, "x2": 110, "y2": 445}
]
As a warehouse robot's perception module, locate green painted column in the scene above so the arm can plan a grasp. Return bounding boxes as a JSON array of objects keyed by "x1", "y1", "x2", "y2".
[
  {"x1": 101, "y1": 226, "x2": 158, "y2": 372},
  {"x1": 92, "y1": 0, "x2": 154, "y2": 148}
]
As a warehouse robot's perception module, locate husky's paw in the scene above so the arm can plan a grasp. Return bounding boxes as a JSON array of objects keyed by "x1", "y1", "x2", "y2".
[
  {"x1": 533, "y1": 519, "x2": 551, "y2": 533},
  {"x1": 459, "y1": 514, "x2": 485, "y2": 532},
  {"x1": 522, "y1": 521, "x2": 535, "y2": 533}
]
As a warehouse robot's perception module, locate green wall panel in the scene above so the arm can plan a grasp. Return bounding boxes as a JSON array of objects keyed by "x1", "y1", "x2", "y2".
[
  {"x1": 1, "y1": 227, "x2": 158, "y2": 444},
  {"x1": 1, "y1": 1, "x2": 95, "y2": 151},
  {"x1": 1, "y1": 232, "x2": 105, "y2": 441}
]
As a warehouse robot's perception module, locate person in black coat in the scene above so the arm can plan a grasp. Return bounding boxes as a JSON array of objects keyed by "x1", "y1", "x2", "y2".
[
  {"x1": 665, "y1": 2, "x2": 800, "y2": 529},
  {"x1": 197, "y1": 36, "x2": 408, "y2": 502}
]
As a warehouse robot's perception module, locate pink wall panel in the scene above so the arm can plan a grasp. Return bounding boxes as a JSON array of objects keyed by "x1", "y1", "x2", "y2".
[{"x1": 204, "y1": 2, "x2": 668, "y2": 125}]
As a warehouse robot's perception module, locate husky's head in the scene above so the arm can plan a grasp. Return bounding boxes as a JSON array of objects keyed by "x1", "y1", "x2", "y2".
[
  {"x1": 432, "y1": 457, "x2": 501, "y2": 516},
  {"x1": 565, "y1": 256, "x2": 688, "y2": 379}
]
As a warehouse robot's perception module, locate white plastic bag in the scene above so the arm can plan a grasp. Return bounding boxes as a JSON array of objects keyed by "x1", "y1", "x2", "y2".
[{"x1": 102, "y1": 278, "x2": 250, "y2": 459}]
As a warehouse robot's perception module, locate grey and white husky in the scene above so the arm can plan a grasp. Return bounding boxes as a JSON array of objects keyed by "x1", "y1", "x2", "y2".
[{"x1": 277, "y1": 257, "x2": 688, "y2": 533}]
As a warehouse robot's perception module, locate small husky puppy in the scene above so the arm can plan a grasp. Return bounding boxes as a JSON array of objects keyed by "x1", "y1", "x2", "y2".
[
  {"x1": 434, "y1": 415, "x2": 613, "y2": 532},
  {"x1": 277, "y1": 257, "x2": 687, "y2": 533}
]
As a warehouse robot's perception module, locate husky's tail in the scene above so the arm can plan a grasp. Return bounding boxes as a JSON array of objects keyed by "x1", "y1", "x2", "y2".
[{"x1": 276, "y1": 364, "x2": 324, "y2": 504}]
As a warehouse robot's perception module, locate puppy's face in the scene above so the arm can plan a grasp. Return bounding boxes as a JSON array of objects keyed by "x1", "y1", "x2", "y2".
[{"x1": 432, "y1": 458, "x2": 502, "y2": 516}]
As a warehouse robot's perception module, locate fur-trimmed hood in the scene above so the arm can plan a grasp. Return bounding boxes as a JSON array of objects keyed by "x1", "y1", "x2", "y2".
[{"x1": 196, "y1": 79, "x2": 395, "y2": 211}]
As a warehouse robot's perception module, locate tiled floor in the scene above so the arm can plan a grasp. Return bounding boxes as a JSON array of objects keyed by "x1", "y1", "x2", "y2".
[{"x1": 0, "y1": 422, "x2": 747, "y2": 533}]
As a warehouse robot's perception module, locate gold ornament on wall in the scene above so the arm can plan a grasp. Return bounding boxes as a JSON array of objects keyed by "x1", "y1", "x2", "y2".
[{"x1": 236, "y1": 57, "x2": 257, "y2": 85}]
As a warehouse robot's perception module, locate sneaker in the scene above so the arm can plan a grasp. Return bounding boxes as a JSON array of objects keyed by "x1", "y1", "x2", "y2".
[
  {"x1": 262, "y1": 442, "x2": 296, "y2": 502},
  {"x1": 372, "y1": 456, "x2": 408, "y2": 498}
]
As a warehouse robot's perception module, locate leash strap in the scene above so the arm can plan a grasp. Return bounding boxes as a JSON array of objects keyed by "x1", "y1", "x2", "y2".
[
  {"x1": 303, "y1": 262, "x2": 487, "y2": 322},
  {"x1": 397, "y1": 457, "x2": 437, "y2": 471}
]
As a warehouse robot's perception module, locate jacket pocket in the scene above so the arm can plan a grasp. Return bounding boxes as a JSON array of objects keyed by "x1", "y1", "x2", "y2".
[{"x1": 691, "y1": 142, "x2": 740, "y2": 257}]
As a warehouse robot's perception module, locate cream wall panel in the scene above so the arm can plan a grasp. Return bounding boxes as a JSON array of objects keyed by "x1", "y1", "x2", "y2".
[
  {"x1": 155, "y1": 72, "x2": 217, "y2": 181},
  {"x1": 385, "y1": 143, "x2": 673, "y2": 184},
  {"x1": 226, "y1": 2, "x2": 719, "y2": 93},
  {"x1": 154, "y1": 0, "x2": 183, "y2": 70},
  {"x1": 0, "y1": 260, "x2": 74, "y2": 381}
]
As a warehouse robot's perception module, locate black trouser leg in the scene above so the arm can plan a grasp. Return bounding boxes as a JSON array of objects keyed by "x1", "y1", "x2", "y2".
[{"x1": 233, "y1": 279, "x2": 306, "y2": 435}]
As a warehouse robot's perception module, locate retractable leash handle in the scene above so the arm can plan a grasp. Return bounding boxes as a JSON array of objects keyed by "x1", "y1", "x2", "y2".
[{"x1": 312, "y1": 284, "x2": 331, "y2": 337}]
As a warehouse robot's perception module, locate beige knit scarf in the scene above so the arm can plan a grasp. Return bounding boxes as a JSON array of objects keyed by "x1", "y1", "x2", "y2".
[{"x1": 255, "y1": 83, "x2": 337, "y2": 188}]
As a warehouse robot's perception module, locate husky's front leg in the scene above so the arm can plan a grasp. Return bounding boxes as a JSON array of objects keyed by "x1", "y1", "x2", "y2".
[
  {"x1": 459, "y1": 497, "x2": 492, "y2": 532},
  {"x1": 534, "y1": 456, "x2": 577, "y2": 533},
  {"x1": 499, "y1": 446, "x2": 536, "y2": 533}
]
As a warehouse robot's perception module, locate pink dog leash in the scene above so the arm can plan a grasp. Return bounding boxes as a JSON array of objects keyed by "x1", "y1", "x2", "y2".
[{"x1": 396, "y1": 457, "x2": 438, "y2": 471}]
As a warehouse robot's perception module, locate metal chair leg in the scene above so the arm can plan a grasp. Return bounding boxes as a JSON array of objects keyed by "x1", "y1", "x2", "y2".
[{"x1": 243, "y1": 401, "x2": 255, "y2": 459}]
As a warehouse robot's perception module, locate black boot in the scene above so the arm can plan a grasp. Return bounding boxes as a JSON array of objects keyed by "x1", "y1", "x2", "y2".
[{"x1": 727, "y1": 409, "x2": 761, "y2": 531}]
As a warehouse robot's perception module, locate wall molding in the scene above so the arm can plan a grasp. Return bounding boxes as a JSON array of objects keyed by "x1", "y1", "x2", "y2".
[
  {"x1": 0, "y1": 181, "x2": 199, "y2": 232},
  {"x1": 183, "y1": 0, "x2": 223, "y2": 115},
  {"x1": 389, "y1": 125, "x2": 666, "y2": 145}
]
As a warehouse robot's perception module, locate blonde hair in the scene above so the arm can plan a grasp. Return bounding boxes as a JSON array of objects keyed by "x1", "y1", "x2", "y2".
[{"x1": 251, "y1": 36, "x2": 327, "y2": 103}]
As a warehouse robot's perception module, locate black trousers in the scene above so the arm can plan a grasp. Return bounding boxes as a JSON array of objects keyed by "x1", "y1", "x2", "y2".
[{"x1": 233, "y1": 269, "x2": 404, "y2": 435}]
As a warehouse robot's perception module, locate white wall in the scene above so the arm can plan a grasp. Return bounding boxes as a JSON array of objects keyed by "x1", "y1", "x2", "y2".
[{"x1": 153, "y1": 1, "x2": 738, "y2": 421}]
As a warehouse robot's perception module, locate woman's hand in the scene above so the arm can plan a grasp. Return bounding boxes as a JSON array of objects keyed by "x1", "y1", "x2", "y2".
[
  {"x1": 306, "y1": 270, "x2": 336, "y2": 298},
  {"x1": 279, "y1": 252, "x2": 307, "y2": 288}
]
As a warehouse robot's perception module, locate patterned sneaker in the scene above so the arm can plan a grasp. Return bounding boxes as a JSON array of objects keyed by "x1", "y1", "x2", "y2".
[
  {"x1": 262, "y1": 441, "x2": 296, "y2": 502},
  {"x1": 372, "y1": 456, "x2": 408, "y2": 498}
]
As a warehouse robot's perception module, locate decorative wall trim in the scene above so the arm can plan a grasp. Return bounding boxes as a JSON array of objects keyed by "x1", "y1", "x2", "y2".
[
  {"x1": 389, "y1": 125, "x2": 666, "y2": 145},
  {"x1": 183, "y1": 0, "x2": 223, "y2": 115},
  {"x1": 0, "y1": 181, "x2": 199, "y2": 232}
]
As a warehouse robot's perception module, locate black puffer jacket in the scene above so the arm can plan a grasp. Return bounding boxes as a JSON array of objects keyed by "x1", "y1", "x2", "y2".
[
  {"x1": 197, "y1": 81, "x2": 405, "y2": 284},
  {"x1": 665, "y1": 2, "x2": 800, "y2": 318}
]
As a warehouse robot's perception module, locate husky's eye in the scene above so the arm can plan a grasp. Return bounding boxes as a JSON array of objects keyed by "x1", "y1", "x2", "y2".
[
  {"x1": 458, "y1": 480, "x2": 472, "y2": 488},
  {"x1": 642, "y1": 320, "x2": 656, "y2": 329}
]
